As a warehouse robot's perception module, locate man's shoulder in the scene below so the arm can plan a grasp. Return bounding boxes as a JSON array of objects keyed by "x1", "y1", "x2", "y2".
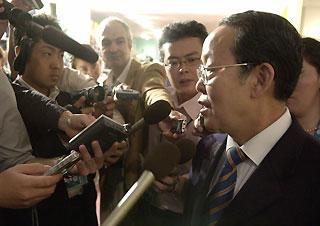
[{"x1": 131, "y1": 59, "x2": 164, "y2": 72}]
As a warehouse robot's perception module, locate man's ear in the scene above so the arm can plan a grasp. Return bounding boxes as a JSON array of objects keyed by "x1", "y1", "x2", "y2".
[
  {"x1": 14, "y1": 46, "x2": 20, "y2": 57},
  {"x1": 250, "y1": 63, "x2": 275, "y2": 99},
  {"x1": 128, "y1": 39, "x2": 132, "y2": 51}
]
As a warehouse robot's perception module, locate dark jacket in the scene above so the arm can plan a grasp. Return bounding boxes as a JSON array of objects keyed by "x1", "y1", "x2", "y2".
[{"x1": 184, "y1": 117, "x2": 320, "y2": 226}]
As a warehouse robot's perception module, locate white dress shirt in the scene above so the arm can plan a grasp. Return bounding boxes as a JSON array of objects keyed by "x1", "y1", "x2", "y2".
[{"x1": 208, "y1": 108, "x2": 292, "y2": 198}]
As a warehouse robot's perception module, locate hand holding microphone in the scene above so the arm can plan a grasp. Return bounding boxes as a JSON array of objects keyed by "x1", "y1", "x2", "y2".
[
  {"x1": 102, "y1": 139, "x2": 196, "y2": 226},
  {"x1": 152, "y1": 138, "x2": 197, "y2": 193}
]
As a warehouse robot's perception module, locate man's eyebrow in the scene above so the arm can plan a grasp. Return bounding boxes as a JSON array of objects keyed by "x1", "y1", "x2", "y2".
[
  {"x1": 167, "y1": 51, "x2": 201, "y2": 60},
  {"x1": 184, "y1": 51, "x2": 200, "y2": 57},
  {"x1": 41, "y1": 45, "x2": 64, "y2": 53}
]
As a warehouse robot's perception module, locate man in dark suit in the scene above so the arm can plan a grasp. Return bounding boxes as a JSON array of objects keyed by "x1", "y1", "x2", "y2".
[
  {"x1": 154, "y1": 10, "x2": 320, "y2": 226},
  {"x1": 187, "y1": 10, "x2": 320, "y2": 225}
]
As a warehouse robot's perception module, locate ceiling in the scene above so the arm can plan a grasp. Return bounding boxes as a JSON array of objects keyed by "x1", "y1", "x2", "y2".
[
  {"x1": 43, "y1": 0, "x2": 319, "y2": 40},
  {"x1": 91, "y1": 9, "x2": 224, "y2": 39},
  {"x1": 89, "y1": 0, "x2": 289, "y2": 39}
]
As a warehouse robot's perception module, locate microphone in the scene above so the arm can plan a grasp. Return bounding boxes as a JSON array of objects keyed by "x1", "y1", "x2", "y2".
[
  {"x1": 1, "y1": 1, "x2": 99, "y2": 65},
  {"x1": 176, "y1": 139, "x2": 197, "y2": 164},
  {"x1": 102, "y1": 139, "x2": 196, "y2": 226},
  {"x1": 102, "y1": 142, "x2": 180, "y2": 226},
  {"x1": 42, "y1": 25, "x2": 99, "y2": 63},
  {"x1": 126, "y1": 100, "x2": 171, "y2": 136}
]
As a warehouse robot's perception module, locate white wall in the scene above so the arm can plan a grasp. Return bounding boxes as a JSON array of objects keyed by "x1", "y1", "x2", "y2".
[{"x1": 301, "y1": 0, "x2": 320, "y2": 40}]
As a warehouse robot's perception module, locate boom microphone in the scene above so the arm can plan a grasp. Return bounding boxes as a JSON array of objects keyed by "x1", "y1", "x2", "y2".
[
  {"x1": 42, "y1": 25, "x2": 99, "y2": 63},
  {"x1": 102, "y1": 139, "x2": 196, "y2": 226},
  {"x1": 126, "y1": 100, "x2": 171, "y2": 136}
]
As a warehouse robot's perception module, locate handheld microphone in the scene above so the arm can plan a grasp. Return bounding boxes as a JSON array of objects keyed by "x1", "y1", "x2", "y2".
[
  {"x1": 102, "y1": 142, "x2": 180, "y2": 226},
  {"x1": 42, "y1": 25, "x2": 99, "y2": 63},
  {"x1": 126, "y1": 100, "x2": 171, "y2": 136},
  {"x1": 102, "y1": 139, "x2": 196, "y2": 226},
  {"x1": 176, "y1": 139, "x2": 197, "y2": 164}
]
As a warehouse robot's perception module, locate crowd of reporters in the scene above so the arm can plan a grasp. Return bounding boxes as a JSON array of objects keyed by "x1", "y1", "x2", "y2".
[{"x1": 1, "y1": 0, "x2": 320, "y2": 226}]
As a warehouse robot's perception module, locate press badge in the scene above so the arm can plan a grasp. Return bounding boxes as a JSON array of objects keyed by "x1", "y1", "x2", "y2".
[{"x1": 64, "y1": 175, "x2": 88, "y2": 198}]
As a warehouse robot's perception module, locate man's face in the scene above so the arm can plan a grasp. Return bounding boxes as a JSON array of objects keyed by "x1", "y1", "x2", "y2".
[
  {"x1": 287, "y1": 59, "x2": 320, "y2": 117},
  {"x1": 101, "y1": 22, "x2": 131, "y2": 71},
  {"x1": 23, "y1": 39, "x2": 64, "y2": 94},
  {"x1": 74, "y1": 58, "x2": 101, "y2": 81},
  {"x1": 196, "y1": 26, "x2": 251, "y2": 133},
  {"x1": 162, "y1": 37, "x2": 202, "y2": 103}
]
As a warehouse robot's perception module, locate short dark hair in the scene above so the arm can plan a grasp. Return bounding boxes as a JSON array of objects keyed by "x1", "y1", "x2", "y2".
[
  {"x1": 220, "y1": 10, "x2": 302, "y2": 101},
  {"x1": 14, "y1": 13, "x2": 62, "y2": 46},
  {"x1": 301, "y1": 37, "x2": 320, "y2": 76},
  {"x1": 158, "y1": 20, "x2": 208, "y2": 62}
]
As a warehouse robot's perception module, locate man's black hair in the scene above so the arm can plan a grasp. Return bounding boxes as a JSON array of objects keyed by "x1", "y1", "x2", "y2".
[
  {"x1": 220, "y1": 10, "x2": 302, "y2": 101},
  {"x1": 158, "y1": 20, "x2": 208, "y2": 62}
]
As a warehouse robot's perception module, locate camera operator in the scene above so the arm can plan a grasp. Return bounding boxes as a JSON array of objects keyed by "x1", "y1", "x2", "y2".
[{"x1": 0, "y1": 0, "x2": 108, "y2": 214}]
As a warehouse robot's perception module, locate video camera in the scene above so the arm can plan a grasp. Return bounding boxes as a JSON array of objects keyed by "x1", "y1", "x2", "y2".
[{"x1": 70, "y1": 85, "x2": 140, "y2": 108}]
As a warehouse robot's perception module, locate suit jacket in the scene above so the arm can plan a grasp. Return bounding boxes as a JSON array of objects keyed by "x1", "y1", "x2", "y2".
[
  {"x1": 99, "y1": 59, "x2": 173, "y2": 224},
  {"x1": 116, "y1": 59, "x2": 173, "y2": 188},
  {"x1": 184, "y1": 117, "x2": 320, "y2": 226}
]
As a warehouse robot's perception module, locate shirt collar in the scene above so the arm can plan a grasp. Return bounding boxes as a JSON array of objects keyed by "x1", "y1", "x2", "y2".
[
  {"x1": 226, "y1": 107, "x2": 292, "y2": 166},
  {"x1": 14, "y1": 75, "x2": 60, "y2": 101},
  {"x1": 104, "y1": 59, "x2": 132, "y2": 86},
  {"x1": 117, "y1": 58, "x2": 132, "y2": 84},
  {"x1": 167, "y1": 86, "x2": 201, "y2": 121}
]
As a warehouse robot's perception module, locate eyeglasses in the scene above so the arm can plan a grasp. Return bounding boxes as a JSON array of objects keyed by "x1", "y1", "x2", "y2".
[
  {"x1": 164, "y1": 57, "x2": 201, "y2": 70},
  {"x1": 197, "y1": 63, "x2": 256, "y2": 85}
]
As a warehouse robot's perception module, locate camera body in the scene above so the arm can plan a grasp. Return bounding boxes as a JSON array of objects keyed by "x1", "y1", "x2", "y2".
[
  {"x1": 70, "y1": 86, "x2": 106, "y2": 108},
  {"x1": 70, "y1": 85, "x2": 140, "y2": 108}
]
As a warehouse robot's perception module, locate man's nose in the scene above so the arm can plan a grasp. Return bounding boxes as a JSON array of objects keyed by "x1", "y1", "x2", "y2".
[
  {"x1": 178, "y1": 61, "x2": 189, "y2": 73},
  {"x1": 196, "y1": 77, "x2": 206, "y2": 94}
]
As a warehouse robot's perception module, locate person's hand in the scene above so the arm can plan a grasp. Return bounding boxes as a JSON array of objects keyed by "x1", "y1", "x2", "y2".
[
  {"x1": 0, "y1": 163, "x2": 62, "y2": 209},
  {"x1": 69, "y1": 141, "x2": 104, "y2": 176},
  {"x1": 113, "y1": 83, "x2": 136, "y2": 106},
  {"x1": 152, "y1": 168, "x2": 179, "y2": 193},
  {"x1": 73, "y1": 96, "x2": 95, "y2": 115},
  {"x1": 11, "y1": 0, "x2": 32, "y2": 12},
  {"x1": 103, "y1": 140, "x2": 127, "y2": 167},
  {"x1": 58, "y1": 111, "x2": 95, "y2": 138},
  {"x1": 158, "y1": 110, "x2": 187, "y2": 140},
  {"x1": 94, "y1": 95, "x2": 114, "y2": 118}
]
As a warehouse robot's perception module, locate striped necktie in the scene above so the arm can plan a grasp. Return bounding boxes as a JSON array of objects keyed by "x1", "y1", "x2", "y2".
[{"x1": 207, "y1": 146, "x2": 247, "y2": 225}]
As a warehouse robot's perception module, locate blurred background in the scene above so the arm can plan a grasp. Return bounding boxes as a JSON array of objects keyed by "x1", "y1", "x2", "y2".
[{"x1": 3, "y1": 0, "x2": 319, "y2": 63}]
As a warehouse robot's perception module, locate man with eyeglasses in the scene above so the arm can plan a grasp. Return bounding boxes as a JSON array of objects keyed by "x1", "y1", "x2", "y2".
[
  {"x1": 156, "y1": 11, "x2": 320, "y2": 226},
  {"x1": 136, "y1": 20, "x2": 208, "y2": 226}
]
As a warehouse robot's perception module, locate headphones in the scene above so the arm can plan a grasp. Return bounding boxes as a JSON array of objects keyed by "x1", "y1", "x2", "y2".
[{"x1": 13, "y1": 32, "x2": 33, "y2": 75}]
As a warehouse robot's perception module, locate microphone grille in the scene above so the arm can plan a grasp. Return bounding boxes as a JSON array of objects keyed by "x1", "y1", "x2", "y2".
[
  {"x1": 143, "y1": 142, "x2": 180, "y2": 179},
  {"x1": 143, "y1": 100, "x2": 171, "y2": 125},
  {"x1": 176, "y1": 139, "x2": 197, "y2": 164}
]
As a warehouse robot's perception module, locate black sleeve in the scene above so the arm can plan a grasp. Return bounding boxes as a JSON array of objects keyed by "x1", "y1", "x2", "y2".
[{"x1": 12, "y1": 83, "x2": 66, "y2": 130}]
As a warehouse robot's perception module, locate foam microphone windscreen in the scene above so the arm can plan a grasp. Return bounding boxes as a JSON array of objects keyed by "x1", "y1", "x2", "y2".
[
  {"x1": 143, "y1": 142, "x2": 180, "y2": 179},
  {"x1": 143, "y1": 100, "x2": 171, "y2": 125},
  {"x1": 176, "y1": 139, "x2": 197, "y2": 164},
  {"x1": 42, "y1": 25, "x2": 99, "y2": 63}
]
